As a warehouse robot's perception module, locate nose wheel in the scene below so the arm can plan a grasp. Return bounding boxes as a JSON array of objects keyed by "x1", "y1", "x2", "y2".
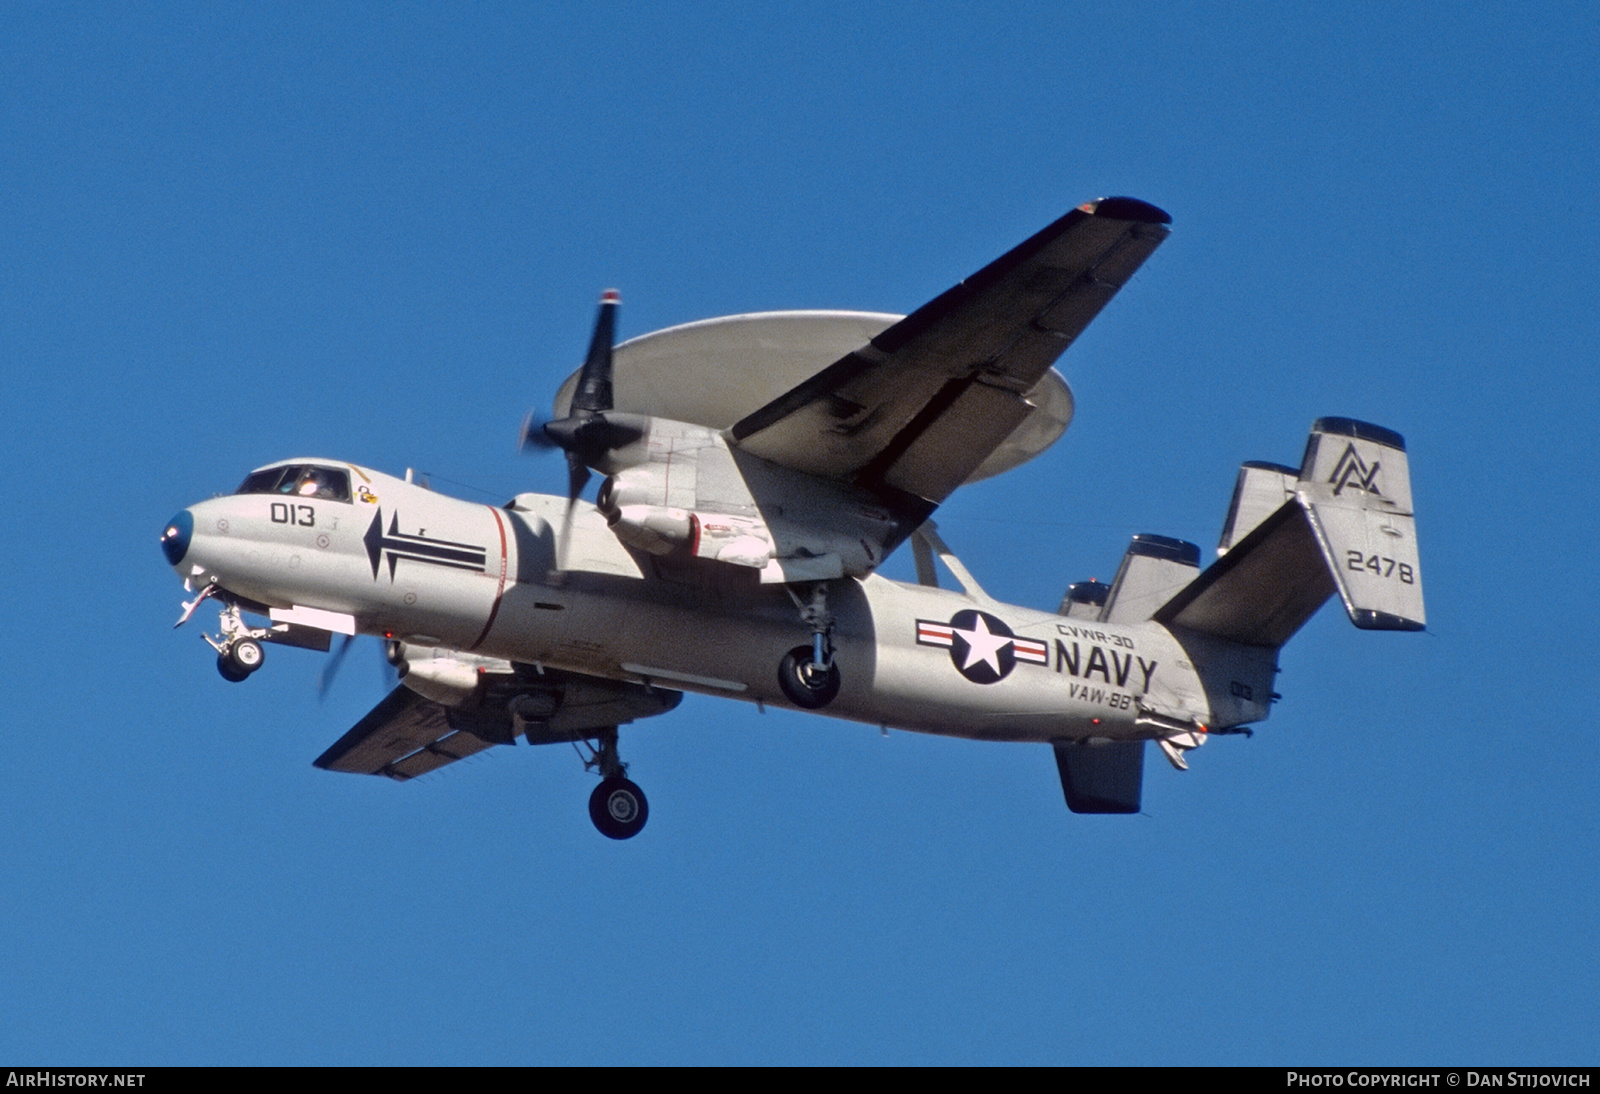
[{"x1": 216, "y1": 638, "x2": 265, "y2": 682}]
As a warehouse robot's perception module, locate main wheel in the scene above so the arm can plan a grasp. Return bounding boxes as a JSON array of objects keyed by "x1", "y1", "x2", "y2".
[
  {"x1": 589, "y1": 777, "x2": 649, "y2": 840},
  {"x1": 226, "y1": 638, "x2": 265, "y2": 675},
  {"x1": 778, "y1": 645, "x2": 841, "y2": 709}
]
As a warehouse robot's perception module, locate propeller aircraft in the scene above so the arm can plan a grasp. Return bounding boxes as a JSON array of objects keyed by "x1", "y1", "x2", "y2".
[{"x1": 159, "y1": 197, "x2": 1426, "y2": 838}]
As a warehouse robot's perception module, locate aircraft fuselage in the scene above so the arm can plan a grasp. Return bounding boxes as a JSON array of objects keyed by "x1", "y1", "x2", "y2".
[{"x1": 164, "y1": 461, "x2": 1254, "y2": 747}]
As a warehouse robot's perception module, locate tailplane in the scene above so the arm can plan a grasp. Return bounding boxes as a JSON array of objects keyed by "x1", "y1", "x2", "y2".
[
  {"x1": 1154, "y1": 417, "x2": 1425, "y2": 645},
  {"x1": 1052, "y1": 418, "x2": 1423, "y2": 815}
]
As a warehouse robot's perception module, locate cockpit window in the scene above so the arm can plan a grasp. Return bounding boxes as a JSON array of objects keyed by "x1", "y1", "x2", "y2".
[
  {"x1": 235, "y1": 464, "x2": 352, "y2": 502},
  {"x1": 236, "y1": 468, "x2": 288, "y2": 494}
]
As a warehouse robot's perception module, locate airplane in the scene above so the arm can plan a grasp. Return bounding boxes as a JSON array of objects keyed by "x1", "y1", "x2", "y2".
[{"x1": 159, "y1": 197, "x2": 1425, "y2": 839}]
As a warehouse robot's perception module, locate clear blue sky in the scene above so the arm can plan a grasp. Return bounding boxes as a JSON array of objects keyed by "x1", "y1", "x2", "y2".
[{"x1": 2, "y1": 1, "x2": 1595, "y2": 1065}]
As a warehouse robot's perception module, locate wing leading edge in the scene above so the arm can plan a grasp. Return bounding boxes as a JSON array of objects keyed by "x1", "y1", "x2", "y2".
[{"x1": 730, "y1": 197, "x2": 1170, "y2": 505}]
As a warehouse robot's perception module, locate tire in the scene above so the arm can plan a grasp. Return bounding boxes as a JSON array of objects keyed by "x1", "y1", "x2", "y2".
[
  {"x1": 589, "y1": 777, "x2": 649, "y2": 840},
  {"x1": 216, "y1": 653, "x2": 250, "y2": 683},
  {"x1": 778, "y1": 645, "x2": 840, "y2": 709},
  {"x1": 226, "y1": 639, "x2": 265, "y2": 674}
]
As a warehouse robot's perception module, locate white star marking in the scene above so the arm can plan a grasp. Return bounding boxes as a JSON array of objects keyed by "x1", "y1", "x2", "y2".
[{"x1": 953, "y1": 615, "x2": 1012, "y2": 674}]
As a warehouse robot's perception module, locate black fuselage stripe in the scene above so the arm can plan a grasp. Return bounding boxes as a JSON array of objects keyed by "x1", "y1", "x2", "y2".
[
  {"x1": 382, "y1": 542, "x2": 486, "y2": 565},
  {"x1": 386, "y1": 532, "x2": 484, "y2": 551},
  {"x1": 385, "y1": 553, "x2": 484, "y2": 572}
]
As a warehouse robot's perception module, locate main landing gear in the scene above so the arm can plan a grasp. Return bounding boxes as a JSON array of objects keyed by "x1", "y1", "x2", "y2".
[
  {"x1": 576, "y1": 727, "x2": 648, "y2": 840},
  {"x1": 778, "y1": 583, "x2": 840, "y2": 709}
]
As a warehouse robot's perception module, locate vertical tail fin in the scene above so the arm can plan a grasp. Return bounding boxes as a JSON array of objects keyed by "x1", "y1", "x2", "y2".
[
  {"x1": 1100, "y1": 534, "x2": 1201, "y2": 624},
  {"x1": 1218, "y1": 461, "x2": 1298, "y2": 555},
  {"x1": 1052, "y1": 739, "x2": 1145, "y2": 814},
  {"x1": 1297, "y1": 417, "x2": 1425, "y2": 631}
]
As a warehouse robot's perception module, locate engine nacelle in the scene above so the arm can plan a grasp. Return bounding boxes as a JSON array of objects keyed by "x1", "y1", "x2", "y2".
[
  {"x1": 392, "y1": 642, "x2": 513, "y2": 707},
  {"x1": 689, "y1": 513, "x2": 775, "y2": 569},
  {"x1": 606, "y1": 503, "x2": 778, "y2": 568},
  {"x1": 606, "y1": 504, "x2": 694, "y2": 555},
  {"x1": 593, "y1": 421, "x2": 895, "y2": 582},
  {"x1": 403, "y1": 658, "x2": 480, "y2": 699}
]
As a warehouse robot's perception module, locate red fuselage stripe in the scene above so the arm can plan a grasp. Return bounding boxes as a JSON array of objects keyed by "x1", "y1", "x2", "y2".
[{"x1": 469, "y1": 506, "x2": 510, "y2": 651}]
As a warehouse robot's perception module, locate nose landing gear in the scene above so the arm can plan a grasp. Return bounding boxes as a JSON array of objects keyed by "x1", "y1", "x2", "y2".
[{"x1": 201, "y1": 603, "x2": 270, "y2": 682}]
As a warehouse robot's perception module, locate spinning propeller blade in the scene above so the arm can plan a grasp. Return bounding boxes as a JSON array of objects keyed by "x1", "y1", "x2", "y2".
[
  {"x1": 570, "y1": 288, "x2": 619, "y2": 416},
  {"x1": 518, "y1": 290, "x2": 621, "y2": 454},
  {"x1": 319, "y1": 635, "x2": 401, "y2": 700},
  {"x1": 524, "y1": 290, "x2": 642, "y2": 577},
  {"x1": 518, "y1": 409, "x2": 559, "y2": 452},
  {"x1": 555, "y1": 455, "x2": 591, "y2": 573},
  {"x1": 317, "y1": 633, "x2": 357, "y2": 700}
]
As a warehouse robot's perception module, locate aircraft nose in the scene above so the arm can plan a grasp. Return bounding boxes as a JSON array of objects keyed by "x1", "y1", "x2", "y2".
[{"x1": 160, "y1": 510, "x2": 193, "y2": 567}]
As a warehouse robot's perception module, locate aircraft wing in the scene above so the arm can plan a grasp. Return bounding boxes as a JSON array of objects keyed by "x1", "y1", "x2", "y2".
[
  {"x1": 729, "y1": 197, "x2": 1170, "y2": 504},
  {"x1": 314, "y1": 670, "x2": 682, "y2": 780},
  {"x1": 314, "y1": 685, "x2": 496, "y2": 780}
]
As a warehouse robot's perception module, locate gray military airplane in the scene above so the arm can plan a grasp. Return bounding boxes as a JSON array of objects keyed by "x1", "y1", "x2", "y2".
[{"x1": 159, "y1": 197, "x2": 1425, "y2": 838}]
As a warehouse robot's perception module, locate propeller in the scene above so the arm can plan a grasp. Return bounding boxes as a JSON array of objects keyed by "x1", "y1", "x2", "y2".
[
  {"x1": 317, "y1": 634, "x2": 401, "y2": 700},
  {"x1": 521, "y1": 290, "x2": 644, "y2": 574},
  {"x1": 517, "y1": 409, "x2": 560, "y2": 452},
  {"x1": 570, "y1": 287, "x2": 620, "y2": 416},
  {"x1": 317, "y1": 634, "x2": 356, "y2": 700}
]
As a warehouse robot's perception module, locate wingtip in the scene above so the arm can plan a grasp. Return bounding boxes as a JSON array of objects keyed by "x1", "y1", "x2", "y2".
[{"x1": 1079, "y1": 197, "x2": 1171, "y2": 225}]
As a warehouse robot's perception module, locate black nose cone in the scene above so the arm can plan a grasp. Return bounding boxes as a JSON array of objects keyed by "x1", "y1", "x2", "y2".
[{"x1": 161, "y1": 510, "x2": 193, "y2": 567}]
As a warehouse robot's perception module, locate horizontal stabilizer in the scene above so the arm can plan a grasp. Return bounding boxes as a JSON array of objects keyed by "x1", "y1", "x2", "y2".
[
  {"x1": 1155, "y1": 418, "x2": 1424, "y2": 646},
  {"x1": 1052, "y1": 739, "x2": 1144, "y2": 814},
  {"x1": 1154, "y1": 502, "x2": 1335, "y2": 647}
]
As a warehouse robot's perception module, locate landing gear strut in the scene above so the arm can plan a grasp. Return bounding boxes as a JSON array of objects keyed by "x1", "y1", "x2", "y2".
[
  {"x1": 778, "y1": 583, "x2": 840, "y2": 709},
  {"x1": 576, "y1": 727, "x2": 648, "y2": 840}
]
